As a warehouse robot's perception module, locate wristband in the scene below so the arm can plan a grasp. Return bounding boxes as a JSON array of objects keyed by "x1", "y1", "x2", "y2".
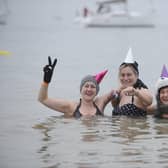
[{"x1": 42, "y1": 81, "x2": 49, "y2": 86}]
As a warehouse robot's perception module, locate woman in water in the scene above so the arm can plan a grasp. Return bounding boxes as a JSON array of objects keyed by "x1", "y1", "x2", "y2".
[
  {"x1": 111, "y1": 48, "x2": 153, "y2": 117},
  {"x1": 38, "y1": 56, "x2": 115, "y2": 118},
  {"x1": 147, "y1": 65, "x2": 168, "y2": 118}
]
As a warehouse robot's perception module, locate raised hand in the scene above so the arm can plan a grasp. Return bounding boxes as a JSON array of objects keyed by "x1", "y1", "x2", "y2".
[{"x1": 43, "y1": 56, "x2": 57, "y2": 83}]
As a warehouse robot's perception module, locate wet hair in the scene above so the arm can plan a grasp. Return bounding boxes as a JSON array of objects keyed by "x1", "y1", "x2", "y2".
[{"x1": 158, "y1": 85, "x2": 168, "y2": 94}]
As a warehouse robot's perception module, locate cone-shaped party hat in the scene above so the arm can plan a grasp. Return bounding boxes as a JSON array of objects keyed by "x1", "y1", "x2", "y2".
[
  {"x1": 80, "y1": 69, "x2": 108, "y2": 94},
  {"x1": 124, "y1": 47, "x2": 134, "y2": 63},
  {"x1": 94, "y1": 69, "x2": 108, "y2": 84},
  {"x1": 155, "y1": 65, "x2": 168, "y2": 92},
  {"x1": 160, "y1": 64, "x2": 168, "y2": 78}
]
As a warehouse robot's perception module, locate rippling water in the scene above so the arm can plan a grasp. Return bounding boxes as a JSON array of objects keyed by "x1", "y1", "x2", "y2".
[
  {"x1": 1, "y1": 0, "x2": 168, "y2": 168},
  {"x1": 32, "y1": 115, "x2": 168, "y2": 168}
]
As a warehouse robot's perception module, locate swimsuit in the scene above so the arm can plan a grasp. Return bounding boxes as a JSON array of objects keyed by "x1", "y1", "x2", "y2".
[
  {"x1": 154, "y1": 105, "x2": 168, "y2": 118},
  {"x1": 73, "y1": 99, "x2": 103, "y2": 118},
  {"x1": 112, "y1": 103, "x2": 147, "y2": 117},
  {"x1": 112, "y1": 96, "x2": 147, "y2": 117}
]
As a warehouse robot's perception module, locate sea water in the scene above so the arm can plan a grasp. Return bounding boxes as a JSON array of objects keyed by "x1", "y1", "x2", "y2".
[{"x1": 1, "y1": 0, "x2": 168, "y2": 167}]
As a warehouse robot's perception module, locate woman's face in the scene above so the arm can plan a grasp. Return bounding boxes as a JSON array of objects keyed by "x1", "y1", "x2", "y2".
[
  {"x1": 159, "y1": 86, "x2": 168, "y2": 105},
  {"x1": 119, "y1": 66, "x2": 138, "y2": 87},
  {"x1": 81, "y1": 81, "x2": 97, "y2": 101}
]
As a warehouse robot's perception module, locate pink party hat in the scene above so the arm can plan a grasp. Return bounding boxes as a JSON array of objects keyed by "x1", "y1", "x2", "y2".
[
  {"x1": 94, "y1": 69, "x2": 108, "y2": 84},
  {"x1": 160, "y1": 64, "x2": 168, "y2": 78}
]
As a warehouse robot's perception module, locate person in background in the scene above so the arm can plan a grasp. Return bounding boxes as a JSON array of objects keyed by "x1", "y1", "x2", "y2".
[
  {"x1": 111, "y1": 48, "x2": 153, "y2": 117},
  {"x1": 147, "y1": 65, "x2": 168, "y2": 119},
  {"x1": 38, "y1": 56, "x2": 115, "y2": 118},
  {"x1": 83, "y1": 7, "x2": 89, "y2": 17}
]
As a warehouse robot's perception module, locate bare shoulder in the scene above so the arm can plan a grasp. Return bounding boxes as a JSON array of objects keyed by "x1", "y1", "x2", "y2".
[
  {"x1": 63, "y1": 100, "x2": 78, "y2": 115},
  {"x1": 95, "y1": 95, "x2": 105, "y2": 104},
  {"x1": 63, "y1": 101, "x2": 79, "y2": 117},
  {"x1": 94, "y1": 93, "x2": 111, "y2": 109}
]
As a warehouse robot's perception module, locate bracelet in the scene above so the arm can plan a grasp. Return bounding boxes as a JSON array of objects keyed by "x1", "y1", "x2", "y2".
[{"x1": 42, "y1": 81, "x2": 49, "y2": 86}]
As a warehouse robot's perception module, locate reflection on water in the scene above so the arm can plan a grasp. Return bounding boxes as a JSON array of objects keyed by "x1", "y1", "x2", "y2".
[{"x1": 33, "y1": 115, "x2": 168, "y2": 168}]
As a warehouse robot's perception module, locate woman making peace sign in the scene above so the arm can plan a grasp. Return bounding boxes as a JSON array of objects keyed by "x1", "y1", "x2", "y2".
[{"x1": 38, "y1": 56, "x2": 115, "y2": 118}]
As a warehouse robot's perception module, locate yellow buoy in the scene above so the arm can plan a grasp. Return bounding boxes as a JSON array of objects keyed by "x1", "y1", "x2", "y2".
[{"x1": 0, "y1": 50, "x2": 11, "y2": 56}]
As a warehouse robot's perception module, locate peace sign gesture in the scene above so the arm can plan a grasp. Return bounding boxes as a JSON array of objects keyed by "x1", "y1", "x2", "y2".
[{"x1": 43, "y1": 56, "x2": 57, "y2": 83}]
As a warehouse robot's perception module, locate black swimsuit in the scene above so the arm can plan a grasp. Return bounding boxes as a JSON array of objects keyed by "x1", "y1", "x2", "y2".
[
  {"x1": 112, "y1": 96, "x2": 147, "y2": 117},
  {"x1": 73, "y1": 99, "x2": 103, "y2": 118},
  {"x1": 154, "y1": 105, "x2": 168, "y2": 118}
]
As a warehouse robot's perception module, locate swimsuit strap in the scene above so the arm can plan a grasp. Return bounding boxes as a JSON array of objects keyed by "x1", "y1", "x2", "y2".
[
  {"x1": 73, "y1": 99, "x2": 82, "y2": 118},
  {"x1": 93, "y1": 102, "x2": 103, "y2": 116},
  {"x1": 131, "y1": 95, "x2": 134, "y2": 104},
  {"x1": 73, "y1": 99, "x2": 103, "y2": 118}
]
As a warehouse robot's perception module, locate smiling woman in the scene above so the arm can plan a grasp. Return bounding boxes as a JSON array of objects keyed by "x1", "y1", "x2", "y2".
[
  {"x1": 147, "y1": 64, "x2": 168, "y2": 118},
  {"x1": 111, "y1": 48, "x2": 153, "y2": 117},
  {"x1": 38, "y1": 56, "x2": 115, "y2": 118}
]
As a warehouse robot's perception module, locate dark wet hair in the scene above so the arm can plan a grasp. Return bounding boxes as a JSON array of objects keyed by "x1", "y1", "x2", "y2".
[{"x1": 133, "y1": 79, "x2": 148, "y2": 89}]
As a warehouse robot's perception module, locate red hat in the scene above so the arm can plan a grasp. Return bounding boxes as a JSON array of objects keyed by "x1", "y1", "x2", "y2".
[{"x1": 94, "y1": 69, "x2": 108, "y2": 84}]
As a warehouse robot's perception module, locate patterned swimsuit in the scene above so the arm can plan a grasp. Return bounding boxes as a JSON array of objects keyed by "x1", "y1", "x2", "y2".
[
  {"x1": 112, "y1": 96, "x2": 147, "y2": 117},
  {"x1": 73, "y1": 99, "x2": 103, "y2": 118}
]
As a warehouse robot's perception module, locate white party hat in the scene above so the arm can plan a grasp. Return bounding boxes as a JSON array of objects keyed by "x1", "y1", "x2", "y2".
[{"x1": 124, "y1": 47, "x2": 134, "y2": 63}]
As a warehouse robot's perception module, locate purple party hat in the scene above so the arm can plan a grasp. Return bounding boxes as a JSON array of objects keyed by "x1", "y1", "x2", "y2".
[{"x1": 161, "y1": 64, "x2": 168, "y2": 78}]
